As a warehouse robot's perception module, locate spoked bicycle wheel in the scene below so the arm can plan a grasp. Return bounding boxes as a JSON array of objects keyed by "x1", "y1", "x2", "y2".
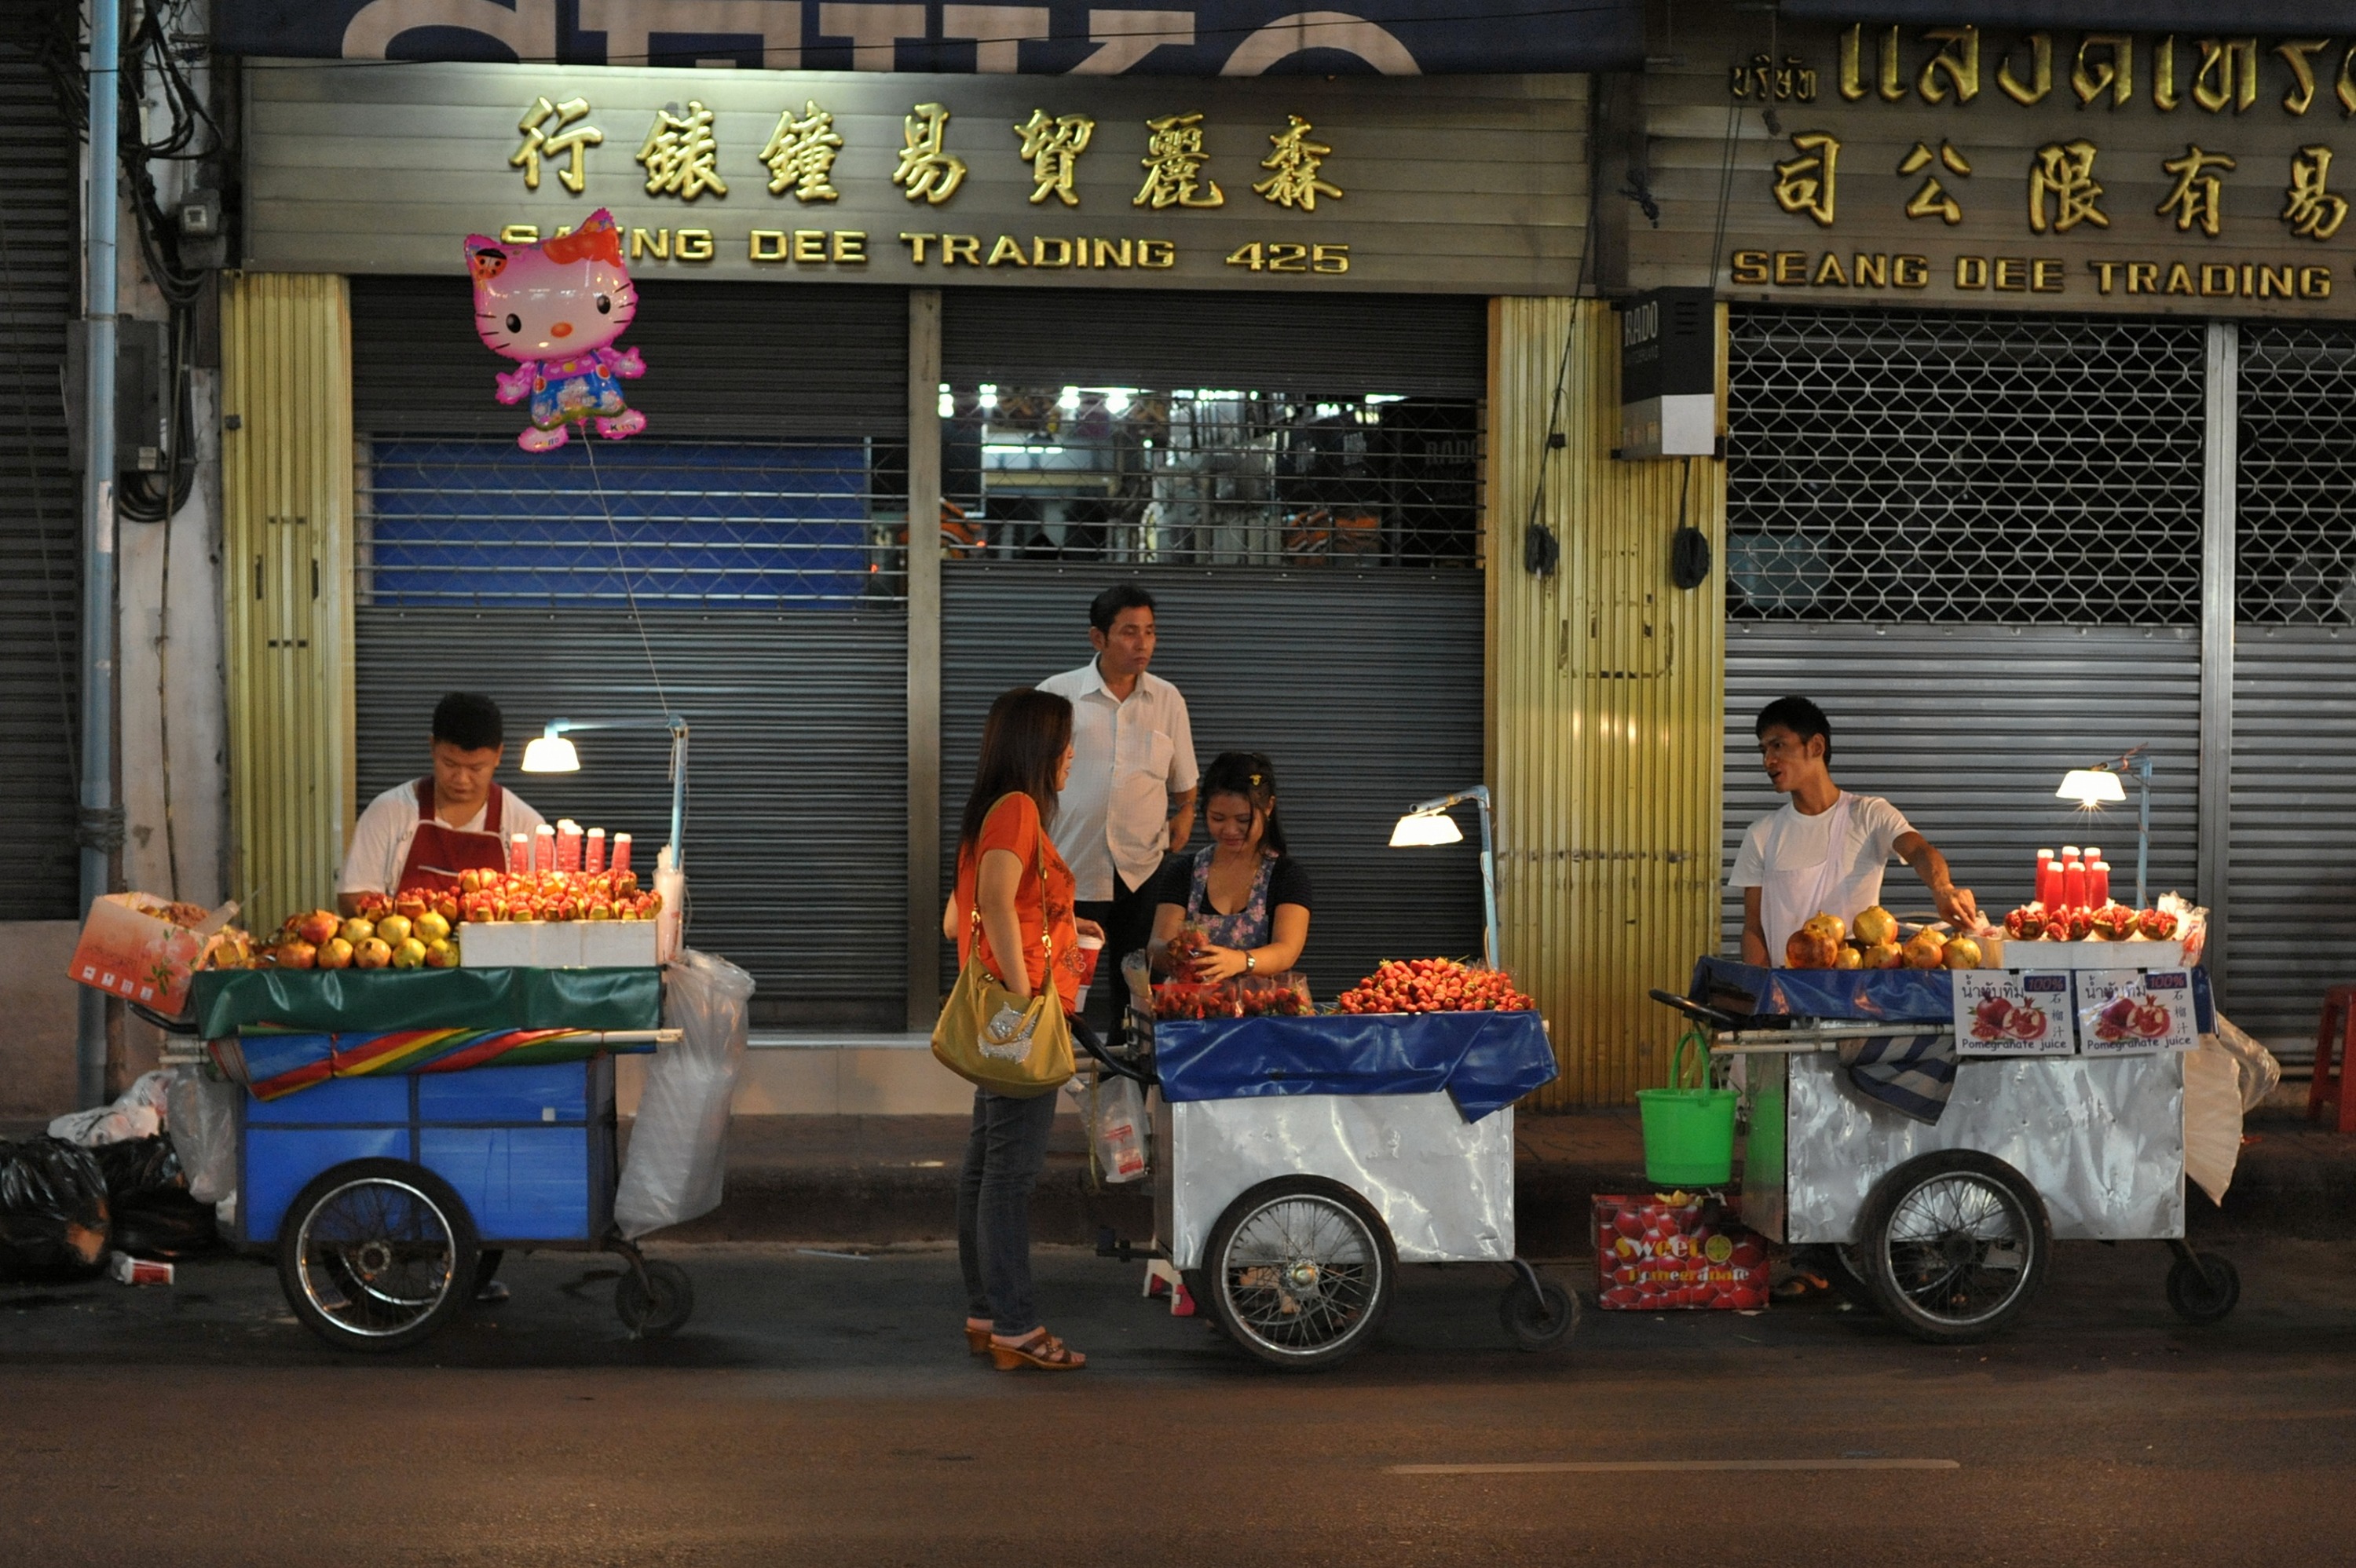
[
  {"x1": 1203, "y1": 1176, "x2": 1396, "y2": 1371},
  {"x1": 277, "y1": 1160, "x2": 480, "y2": 1352},
  {"x1": 1858, "y1": 1150, "x2": 2051, "y2": 1344}
]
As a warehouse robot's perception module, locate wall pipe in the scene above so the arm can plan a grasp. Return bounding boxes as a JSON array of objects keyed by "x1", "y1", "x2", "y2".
[{"x1": 78, "y1": 0, "x2": 123, "y2": 1109}]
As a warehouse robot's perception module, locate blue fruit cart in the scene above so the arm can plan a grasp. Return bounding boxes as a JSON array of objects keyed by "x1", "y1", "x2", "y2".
[{"x1": 186, "y1": 966, "x2": 690, "y2": 1351}]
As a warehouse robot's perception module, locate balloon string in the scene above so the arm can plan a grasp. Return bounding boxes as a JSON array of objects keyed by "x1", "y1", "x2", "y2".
[{"x1": 580, "y1": 435, "x2": 671, "y2": 716}]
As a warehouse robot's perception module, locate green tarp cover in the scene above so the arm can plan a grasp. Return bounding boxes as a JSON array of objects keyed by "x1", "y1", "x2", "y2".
[{"x1": 191, "y1": 966, "x2": 661, "y2": 1038}]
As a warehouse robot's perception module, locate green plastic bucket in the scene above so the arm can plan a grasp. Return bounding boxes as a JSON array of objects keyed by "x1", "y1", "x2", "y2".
[{"x1": 1635, "y1": 1029, "x2": 1737, "y2": 1186}]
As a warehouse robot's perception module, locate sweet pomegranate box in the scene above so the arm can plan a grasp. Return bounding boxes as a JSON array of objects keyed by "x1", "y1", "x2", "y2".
[
  {"x1": 1593, "y1": 1193, "x2": 1771, "y2": 1311},
  {"x1": 68, "y1": 894, "x2": 236, "y2": 1014}
]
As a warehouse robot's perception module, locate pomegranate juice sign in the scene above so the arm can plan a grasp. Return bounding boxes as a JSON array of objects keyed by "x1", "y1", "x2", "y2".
[
  {"x1": 2075, "y1": 969, "x2": 2200, "y2": 1054},
  {"x1": 1954, "y1": 969, "x2": 2074, "y2": 1057}
]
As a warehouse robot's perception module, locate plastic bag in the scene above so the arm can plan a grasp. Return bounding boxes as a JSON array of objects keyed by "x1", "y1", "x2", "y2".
[
  {"x1": 2208, "y1": 1011, "x2": 2283, "y2": 1113},
  {"x1": 0, "y1": 1137, "x2": 110, "y2": 1277},
  {"x1": 2183, "y1": 1037, "x2": 2244, "y2": 1207},
  {"x1": 47, "y1": 1069, "x2": 173, "y2": 1146},
  {"x1": 613, "y1": 948, "x2": 752, "y2": 1239},
  {"x1": 1065, "y1": 1070, "x2": 1149, "y2": 1184},
  {"x1": 93, "y1": 1135, "x2": 217, "y2": 1259},
  {"x1": 165, "y1": 1066, "x2": 240, "y2": 1205}
]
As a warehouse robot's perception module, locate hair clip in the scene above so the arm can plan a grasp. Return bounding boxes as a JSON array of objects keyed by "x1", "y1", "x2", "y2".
[{"x1": 1249, "y1": 773, "x2": 1263, "y2": 786}]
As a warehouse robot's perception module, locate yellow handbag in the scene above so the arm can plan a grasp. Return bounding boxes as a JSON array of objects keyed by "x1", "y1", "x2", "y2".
[{"x1": 932, "y1": 826, "x2": 1075, "y2": 1098}]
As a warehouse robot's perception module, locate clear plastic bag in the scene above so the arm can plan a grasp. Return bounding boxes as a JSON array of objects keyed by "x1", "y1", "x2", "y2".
[
  {"x1": 2209, "y1": 1011, "x2": 2283, "y2": 1113},
  {"x1": 614, "y1": 948, "x2": 753, "y2": 1239},
  {"x1": 1065, "y1": 1069, "x2": 1148, "y2": 1184},
  {"x1": 164, "y1": 1066, "x2": 240, "y2": 1205},
  {"x1": 47, "y1": 1069, "x2": 173, "y2": 1147}
]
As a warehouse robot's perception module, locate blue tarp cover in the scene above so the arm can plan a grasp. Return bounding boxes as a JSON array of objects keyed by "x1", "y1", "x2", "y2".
[
  {"x1": 1153, "y1": 1010, "x2": 1554, "y2": 1121},
  {"x1": 1690, "y1": 958, "x2": 2215, "y2": 1033}
]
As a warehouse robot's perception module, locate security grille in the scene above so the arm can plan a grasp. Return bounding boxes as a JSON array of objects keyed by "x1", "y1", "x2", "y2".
[
  {"x1": 356, "y1": 437, "x2": 910, "y2": 605},
  {"x1": 1726, "y1": 306, "x2": 2207, "y2": 625},
  {"x1": 938, "y1": 385, "x2": 1481, "y2": 567},
  {"x1": 2237, "y1": 323, "x2": 2356, "y2": 624}
]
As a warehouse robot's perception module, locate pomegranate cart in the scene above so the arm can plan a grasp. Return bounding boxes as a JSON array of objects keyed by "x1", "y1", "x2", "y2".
[{"x1": 1656, "y1": 959, "x2": 2240, "y2": 1344}]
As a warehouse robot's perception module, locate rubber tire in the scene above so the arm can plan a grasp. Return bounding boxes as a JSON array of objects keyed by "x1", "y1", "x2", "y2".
[
  {"x1": 1857, "y1": 1150, "x2": 2051, "y2": 1346},
  {"x1": 1202, "y1": 1175, "x2": 1396, "y2": 1372},
  {"x1": 2166, "y1": 1251, "x2": 2241, "y2": 1325},
  {"x1": 1498, "y1": 1274, "x2": 1579, "y2": 1352},
  {"x1": 277, "y1": 1159, "x2": 480, "y2": 1354},
  {"x1": 1828, "y1": 1243, "x2": 1878, "y2": 1312},
  {"x1": 615, "y1": 1257, "x2": 695, "y2": 1337}
]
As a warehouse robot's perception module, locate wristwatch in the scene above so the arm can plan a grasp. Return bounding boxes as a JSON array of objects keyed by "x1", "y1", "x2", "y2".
[{"x1": 1245, "y1": 952, "x2": 1257, "y2": 973}]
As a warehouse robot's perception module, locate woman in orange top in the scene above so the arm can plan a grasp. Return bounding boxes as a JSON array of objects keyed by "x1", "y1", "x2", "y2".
[{"x1": 943, "y1": 687, "x2": 1101, "y2": 1371}]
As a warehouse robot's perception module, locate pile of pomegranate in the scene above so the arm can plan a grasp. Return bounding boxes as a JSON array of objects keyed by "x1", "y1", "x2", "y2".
[
  {"x1": 2003, "y1": 901, "x2": 2178, "y2": 943},
  {"x1": 1782, "y1": 907, "x2": 1983, "y2": 971}
]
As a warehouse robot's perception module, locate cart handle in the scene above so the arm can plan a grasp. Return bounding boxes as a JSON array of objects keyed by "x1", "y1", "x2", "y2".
[
  {"x1": 1072, "y1": 1015, "x2": 1156, "y2": 1089},
  {"x1": 131, "y1": 1002, "x2": 202, "y2": 1037},
  {"x1": 1646, "y1": 989, "x2": 1740, "y2": 1031}
]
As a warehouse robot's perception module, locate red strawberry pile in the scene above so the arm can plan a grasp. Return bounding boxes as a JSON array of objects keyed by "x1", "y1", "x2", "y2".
[{"x1": 1334, "y1": 958, "x2": 1535, "y2": 1015}]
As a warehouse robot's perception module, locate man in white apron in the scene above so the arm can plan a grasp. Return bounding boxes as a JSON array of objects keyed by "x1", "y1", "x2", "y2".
[{"x1": 1730, "y1": 696, "x2": 1979, "y2": 966}]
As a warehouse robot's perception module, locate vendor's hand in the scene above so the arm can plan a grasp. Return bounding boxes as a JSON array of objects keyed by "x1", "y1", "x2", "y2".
[
  {"x1": 1191, "y1": 945, "x2": 1249, "y2": 984},
  {"x1": 1075, "y1": 917, "x2": 1106, "y2": 943},
  {"x1": 1936, "y1": 884, "x2": 1982, "y2": 932}
]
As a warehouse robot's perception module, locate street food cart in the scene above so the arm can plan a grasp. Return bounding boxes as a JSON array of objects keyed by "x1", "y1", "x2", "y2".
[{"x1": 1654, "y1": 957, "x2": 2241, "y2": 1343}]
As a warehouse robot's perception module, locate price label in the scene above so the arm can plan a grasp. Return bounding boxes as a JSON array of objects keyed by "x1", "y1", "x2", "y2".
[
  {"x1": 2074, "y1": 968, "x2": 2201, "y2": 1054},
  {"x1": 1952, "y1": 970, "x2": 2076, "y2": 1057}
]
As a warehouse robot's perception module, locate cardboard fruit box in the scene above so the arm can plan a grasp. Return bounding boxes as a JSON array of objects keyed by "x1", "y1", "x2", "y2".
[
  {"x1": 455, "y1": 919, "x2": 659, "y2": 969},
  {"x1": 68, "y1": 893, "x2": 239, "y2": 1014}
]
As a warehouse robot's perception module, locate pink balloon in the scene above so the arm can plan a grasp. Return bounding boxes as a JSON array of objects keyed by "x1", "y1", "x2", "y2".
[{"x1": 463, "y1": 210, "x2": 648, "y2": 452}]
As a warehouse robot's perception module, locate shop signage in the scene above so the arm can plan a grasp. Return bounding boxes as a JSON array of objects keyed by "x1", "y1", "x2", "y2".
[
  {"x1": 1952, "y1": 968, "x2": 2075, "y2": 1058},
  {"x1": 1616, "y1": 287, "x2": 1714, "y2": 459},
  {"x1": 243, "y1": 61, "x2": 1586, "y2": 291},
  {"x1": 1638, "y1": 17, "x2": 2356, "y2": 314},
  {"x1": 2074, "y1": 968, "x2": 2201, "y2": 1054},
  {"x1": 218, "y1": 0, "x2": 1644, "y2": 76}
]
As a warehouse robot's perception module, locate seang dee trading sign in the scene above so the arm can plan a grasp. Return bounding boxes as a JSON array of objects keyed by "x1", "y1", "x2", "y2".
[
  {"x1": 2074, "y1": 969, "x2": 2201, "y2": 1055},
  {"x1": 1952, "y1": 970, "x2": 2076, "y2": 1057}
]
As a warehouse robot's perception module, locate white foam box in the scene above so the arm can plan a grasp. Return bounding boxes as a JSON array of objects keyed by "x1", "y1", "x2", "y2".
[
  {"x1": 457, "y1": 920, "x2": 659, "y2": 968},
  {"x1": 1994, "y1": 938, "x2": 2183, "y2": 970}
]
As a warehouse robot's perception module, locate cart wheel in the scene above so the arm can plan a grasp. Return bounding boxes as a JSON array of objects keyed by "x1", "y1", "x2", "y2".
[
  {"x1": 616, "y1": 1258, "x2": 695, "y2": 1338},
  {"x1": 1203, "y1": 1176, "x2": 1396, "y2": 1371},
  {"x1": 276, "y1": 1159, "x2": 479, "y2": 1353},
  {"x1": 1828, "y1": 1244, "x2": 1878, "y2": 1313},
  {"x1": 1498, "y1": 1273, "x2": 1579, "y2": 1352},
  {"x1": 1857, "y1": 1150, "x2": 2051, "y2": 1345},
  {"x1": 2165, "y1": 1251, "x2": 2241, "y2": 1325}
]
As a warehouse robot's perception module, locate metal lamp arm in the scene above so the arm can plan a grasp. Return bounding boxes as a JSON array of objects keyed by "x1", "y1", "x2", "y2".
[{"x1": 540, "y1": 715, "x2": 691, "y2": 875}]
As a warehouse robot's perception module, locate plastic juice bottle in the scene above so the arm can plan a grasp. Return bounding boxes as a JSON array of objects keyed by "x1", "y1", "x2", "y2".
[
  {"x1": 2062, "y1": 855, "x2": 2088, "y2": 910},
  {"x1": 2036, "y1": 849, "x2": 2058, "y2": 908},
  {"x1": 2091, "y1": 860, "x2": 2112, "y2": 908}
]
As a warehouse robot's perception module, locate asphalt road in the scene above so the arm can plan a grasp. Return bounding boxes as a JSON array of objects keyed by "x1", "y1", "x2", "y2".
[{"x1": 5, "y1": 1237, "x2": 2354, "y2": 1566}]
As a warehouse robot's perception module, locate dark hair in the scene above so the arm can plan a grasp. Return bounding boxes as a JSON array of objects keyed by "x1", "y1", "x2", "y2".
[
  {"x1": 958, "y1": 688, "x2": 1074, "y2": 857},
  {"x1": 1089, "y1": 582, "x2": 1156, "y2": 635},
  {"x1": 1755, "y1": 695, "x2": 1832, "y2": 765},
  {"x1": 432, "y1": 692, "x2": 505, "y2": 752},
  {"x1": 1198, "y1": 751, "x2": 1287, "y2": 857}
]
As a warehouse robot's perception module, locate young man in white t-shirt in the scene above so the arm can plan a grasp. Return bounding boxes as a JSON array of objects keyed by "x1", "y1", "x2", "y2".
[{"x1": 1729, "y1": 696, "x2": 1979, "y2": 967}]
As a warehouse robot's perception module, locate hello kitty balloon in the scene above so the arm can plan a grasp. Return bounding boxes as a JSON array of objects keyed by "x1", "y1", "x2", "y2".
[{"x1": 464, "y1": 210, "x2": 647, "y2": 451}]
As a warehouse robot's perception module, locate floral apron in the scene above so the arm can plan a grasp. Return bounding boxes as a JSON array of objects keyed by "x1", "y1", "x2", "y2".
[{"x1": 1187, "y1": 846, "x2": 1275, "y2": 952}]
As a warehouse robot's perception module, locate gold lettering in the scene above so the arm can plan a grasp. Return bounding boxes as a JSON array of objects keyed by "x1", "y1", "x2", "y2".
[
  {"x1": 1253, "y1": 115, "x2": 1344, "y2": 211},
  {"x1": 499, "y1": 224, "x2": 540, "y2": 246},
  {"x1": 629, "y1": 227, "x2": 669, "y2": 261},
  {"x1": 635, "y1": 101, "x2": 728, "y2": 202},
  {"x1": 1093, "y1": 237, "x2": 1134, "y2": 269},
  {"x1": 1993, "y1": 257, "x2": 2028, "y2": 291},
  {"x1": 2159, "y1": 144, "x2": 2237, "y2": 236},
  {"x1": 2032, "y1": 258, "x2": 2065, "y2": 292},
  {"x1": 2340, "y1": 43, "x2": 2356, "y2": 116},
  {"x1": 1732, "y1": 250, "x2": 1771, "y2": 285},
  {"x1": 1917, "y1": 26, "x2": 1979, "y2": 104},
  {"x1": 673, "y1": 227, "x2": 713, "y2": 261},
  {"x1": 1998, "y1": 33, "x2": 2051, "y2": 105},
  {"x1": 1893, "y1": 254, "x2": 1930, "y2": 287},
  {"x1": 1955, "y1": 255, "x2": 1988, "y2": 289},
  {"x1": 761, "y1": 101, "x2": 844, "y2": 201},
  {"x1": 2091, "y1": 260, "x2": 2120, "y2": 294},
  {"x1": 2201, "y1": 262, "x2": 2237, "y2": 296},
  {"x1": 1033, "y1": 236, "x2": 1074, "y2": 267},
  {"x1": 792, "y1": 229, "x2": 826, "y2": 262},
  {"x1": 1839, "y1": 25, "x2": 1868, "y2": 101},
  {"x1": 1774, "y1": 250, "x2": 1809, "y2": 285},
  {"x1": 986, "y1": 234, "x2": 1030, "y2": 266},
  {"x1": 1853, "y1": 252, "x2": 1888, "y2": 287},
  {"x1": 1899, "y1": 140, "x2": 1970, "y2": 223},
  {"x1": 1772, "y1": 133, "x2": 1840, "y2": 227},
  {"x1": 2166, "y1": 262, "x2": 2196, "y2": 294},
  {"x1": 899, "y1": 232, "x2": 936, "y2": 263},
  {"x1": 1136, "y1": 238, "x2": 1176, "y2": 269},
  {"x1": 832, "y1": 231, "x2": 866, "y2": 263},
  {"x1": 2029, "y1": 141, "x2": 2108, "y2": 233},
  {"x1": 2280, "y1": 40, "x2": 2331, "y2": 114},
  {"x1": 2301, "y1": 265, "x2": 2333, "y2": 298},
  {"x1": 1813, "y1": 251, "x2": 1849, "y2": 287},
  {"x1": 2258, "y1": 264, "x2": 2292, "y2": 297},
  {"x1": 2155, "y1": 36, "x2": 2180, "y2": 111},
  {"x1": 750, "y1": 228, "x2": 788, "y2": 261},
  {"x1": 2193, "y1": 38, "x2": 2259, "y2": 114},
  {"x1": 942, "y1": 234, "x2": 982, "y2": 265},
  {"x1": 1012, "y1": 109, "x2": 1096, "y2": 207},
  {"x1": 1136, "y1": 113, "x2": 1224, "y2": 209},
  {"x1": 2072, "y1": 34, "x2": 2133, "y2": 108},
  {"x1": 511, "y1": 96, "x2": 602, "y2": 195},
  {"x1": 894, "y1": 104, "x2": 968, "y2": 206},
  {"x1": 2127, "y1": 261, "x2": 2160, "y2": 293},
  {"x1": 2284, "y1": 146, "x2": 2349, "y2": 239},
  {"x1": 1879, "y1": 26, "x2": 1905, "y2": 102}
]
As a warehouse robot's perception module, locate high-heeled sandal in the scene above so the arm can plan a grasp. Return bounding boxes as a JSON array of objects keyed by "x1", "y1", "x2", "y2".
[
  {"x1": 965, "y1": 1318, "x2": 993, "y2": 1354},
  {"x1": 989, "y1": 1329, "x2": 1086, "y2": 1371}
]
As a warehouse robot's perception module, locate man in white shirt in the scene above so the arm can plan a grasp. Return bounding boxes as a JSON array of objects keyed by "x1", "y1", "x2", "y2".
[
  {"x1": 1729, "y1": 696, "x2": 1978, "y2": 966},
  {"x1": 338, "y1": 693, "x2": 549, "y2": 916},
  {"x1": 1039, "y1": 583, "x2": 1198, "y2": 1041}
]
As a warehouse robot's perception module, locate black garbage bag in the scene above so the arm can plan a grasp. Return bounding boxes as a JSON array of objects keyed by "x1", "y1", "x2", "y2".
[
  {"x1": 0, "y1": 1137, "x2": 110, "y2": 1280},
  {"x1": 94, "y1": 1135, "x2": 217, "y2": 1261}
]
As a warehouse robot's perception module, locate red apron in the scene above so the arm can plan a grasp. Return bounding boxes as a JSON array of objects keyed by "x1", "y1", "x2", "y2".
[{"x1": 397, "y1": 779, "x2": 509, "y2": 894}]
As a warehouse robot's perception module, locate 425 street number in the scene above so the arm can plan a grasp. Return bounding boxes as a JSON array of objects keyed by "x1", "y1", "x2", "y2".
[{"x1": 1225, "y1": 241, "x2": 1350, "y2": 274}]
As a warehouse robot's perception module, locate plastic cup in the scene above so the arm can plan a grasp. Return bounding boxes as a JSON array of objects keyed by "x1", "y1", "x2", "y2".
[{"x1": 1074, "y1": 931, "x2": 1105, "y2": 1009}]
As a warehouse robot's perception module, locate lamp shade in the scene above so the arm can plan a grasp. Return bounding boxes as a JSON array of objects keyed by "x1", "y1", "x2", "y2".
[
  {"x1": 521, "y1": 734, "x2": 580, "y2": 773},
  {"x1": 1388, "y1": 811, "x2": 1464, "y2": 848},
  {"x1": 2057, "y1": 768, "x2": 2127, "y2": 806}
]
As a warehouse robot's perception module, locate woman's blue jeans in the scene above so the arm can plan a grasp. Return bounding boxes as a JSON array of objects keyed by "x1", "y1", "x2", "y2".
[{"x1": 957, "y1": 1085, "x2": 1060, "y2": 1336}]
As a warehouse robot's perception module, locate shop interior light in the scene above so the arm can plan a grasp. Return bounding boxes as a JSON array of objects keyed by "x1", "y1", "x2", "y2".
[
  {"x1": 2056, "y1": 768, "x2": 2127, "y2": 806},
  {"x1": 524, "y1": 714, "x2": 692, "y2": 873},
  {"x1": 1388, "y1": 786, "x2": 1499, "y2": 970},
  {"x1": 2057, "y1": 747, "x2": 2153, "y2": 908}
]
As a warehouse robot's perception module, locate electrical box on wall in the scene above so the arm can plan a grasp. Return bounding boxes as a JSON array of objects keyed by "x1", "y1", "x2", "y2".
[
  {"x1": 1618, "y1": 287, "x2": 1715, "y2": 459},
  {"x1": 65, "y1": 318, "x2": 171, "y2": 474}
]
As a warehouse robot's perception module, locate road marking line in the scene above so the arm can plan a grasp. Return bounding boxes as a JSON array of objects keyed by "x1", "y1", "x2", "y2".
[{"x1": 1388, "y1": 1459, "x2": 1961, "y2": 1475}]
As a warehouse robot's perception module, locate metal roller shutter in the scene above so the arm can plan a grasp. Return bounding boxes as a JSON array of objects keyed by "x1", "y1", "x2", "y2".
[
  {"x1": 0, "y1": 47, "x2": 80, "y2": 911},
  {"x1": 355, "y1": 607, "x2": 907, "y2": 1022},
  {"x1": 940, "y1": 562, "x2": 1485, "y2": 996},
  {"x1": 943, "y1": 288, "x2": 1489, "y2": 398},
  {"x1": 1721, "y1": 626, "x2": 2204, "y2": 952},
  {"x1": 349, "y1": 276, "x2": 909, "y2": 439}
]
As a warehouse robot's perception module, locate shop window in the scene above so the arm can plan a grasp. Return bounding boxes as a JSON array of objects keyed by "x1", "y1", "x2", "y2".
[
  {"x1": 1726, "y1": 306, "x2": 2205, "y2": 626},
  {"x1": 2238, "y1": 323, "x2": 2356, "y2": 626},
  {"x1": 356, "y1": 437, "x2": 910, "y2": 605},
  {"x1": 937, "y1": 384, "x2": 1480, "y2": 568}
]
